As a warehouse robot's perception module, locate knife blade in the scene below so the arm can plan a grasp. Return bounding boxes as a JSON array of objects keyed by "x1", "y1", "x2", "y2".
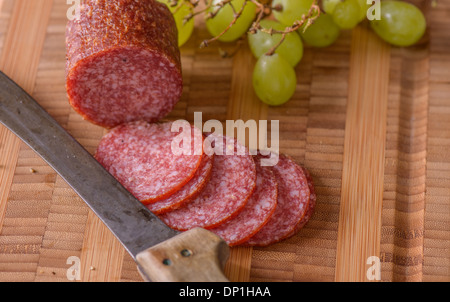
[{"x1": 0, "y1": 71, "x2": 229, "y2": 282}]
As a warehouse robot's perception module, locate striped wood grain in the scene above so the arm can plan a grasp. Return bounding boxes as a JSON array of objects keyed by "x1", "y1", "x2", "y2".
[
  {"x1": 0, "y1": 0, "x2": 53, "y2": 282},
  {"x1": 380, "y1": 44, "x2": 429, "y2": 282},
  {"x1": 335, "y1": 25, "x2": 390, "y2": 282},
  {"x1": 424, "y1": 0, "x2": 450, "y2": 281}
]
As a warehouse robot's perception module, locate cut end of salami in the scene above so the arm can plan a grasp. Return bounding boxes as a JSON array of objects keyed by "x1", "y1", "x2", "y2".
[
  {"x1": 67, "y1": 47, "x2": 182, "y2": 128},
  {"x1": 66, "y1": 0, "x2": 182, "y2": 128}
]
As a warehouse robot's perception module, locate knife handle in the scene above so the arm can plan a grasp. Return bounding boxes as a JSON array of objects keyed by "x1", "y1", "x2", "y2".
[{"x1": 136, "y1": 228, "x2": 230, "y2": 282}]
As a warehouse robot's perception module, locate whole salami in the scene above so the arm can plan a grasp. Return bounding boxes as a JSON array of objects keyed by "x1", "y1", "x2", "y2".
[{"x1": 66, "y1": 0, "x2": 182, "y2": 128}]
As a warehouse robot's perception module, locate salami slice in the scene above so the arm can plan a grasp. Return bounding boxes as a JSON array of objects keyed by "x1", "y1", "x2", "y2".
[
  {"x1": 158, "y1": 135, "x2": 257, "y2": 231},
  {"x1": 94, "y1": 121, "x2": 203, "y2": 204},
  {"x1": 146, "y1": 152, "x2": 214, "y2": 215},
  {"x1": 245, "y1": 154, "x2": 310, "y2": 246},
  {"x1": 66, "y1": 0, "x2": 182, "y2": 128},
  {"x1": 292, "y1": 167, "x2": 316, "y2": 234},
  {"x1": 210, "y1": 157, "x2": 278, "y2": 246}
]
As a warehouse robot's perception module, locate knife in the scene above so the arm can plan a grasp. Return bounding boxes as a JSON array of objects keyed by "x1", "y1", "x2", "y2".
[{"x1": 0, "y1": 71, "x2": 230, "y2": 282}]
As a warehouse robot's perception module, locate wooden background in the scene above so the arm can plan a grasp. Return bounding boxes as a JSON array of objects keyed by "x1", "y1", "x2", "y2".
[{"x1": 0, "y1": 0, "x2": 449, "y2": 282}]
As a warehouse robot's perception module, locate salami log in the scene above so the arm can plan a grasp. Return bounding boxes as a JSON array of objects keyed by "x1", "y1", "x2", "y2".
[
  {"x1": 158, "y1": 135, "x2": 257, "y2": 231},
  {"x1": 245, "y1": 154, "x2": 311, "y2": 246},
  {"x1": 94, "y1": 121, "x2": 203, "y2": 204},
  {"x1": 66, "y1": 0, "x2": 182, "y2": 128},
  {"x1": 210, "y1": 156, "x2": 278, "y2": 246},
  {"x1": 147, "y1": 152, "x2": 214, "y2": 215}
]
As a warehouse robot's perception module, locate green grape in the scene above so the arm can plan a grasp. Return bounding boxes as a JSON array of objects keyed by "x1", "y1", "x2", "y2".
[
  {"x1": 158, "y1": 0, "x2": 195, "y2": 47},
  {"x1": 323, "y1": 0, "x2": 367, "y2": 21},
  {"x1": 248, "y1": 19, "x2": 303, "y2": 67},
  {"x1": 253, "y1": 54, "x2": 297, "y2": 106},
  {"x1": 299, "y1": 14, "x2": 340, "y2": 48},
  {"x1": 356, "y1": 0, "x2": 370, "y2": 22},
  {"x1": 272, "y1": 0, "x2": 314, "y2": 26},
  {"x1": 322, "y1": 0, "x2": 340, "y2": 14},
  {"x1": 332, "y1": 0, "x2": 362, "y2": 30},
  {"x1": 370, "y1": 1, "x2": 426, "y2": 47},
  {"x1": 206, "y1": 0, "x2": 257, "y2": 42}
]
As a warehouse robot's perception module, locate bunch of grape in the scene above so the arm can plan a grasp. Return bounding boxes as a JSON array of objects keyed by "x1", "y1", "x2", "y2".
[
  {"x1": 158, "y1": 0, "x2": 427, "y2": 107},
  {"x1": 323, "y1": 0, "x2": 426, "y2": 46}
]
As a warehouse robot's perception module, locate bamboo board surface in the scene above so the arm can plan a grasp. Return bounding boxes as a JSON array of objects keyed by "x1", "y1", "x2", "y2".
[{"x1": 0, "y1": 0, "x2": 449, "y2": 282}]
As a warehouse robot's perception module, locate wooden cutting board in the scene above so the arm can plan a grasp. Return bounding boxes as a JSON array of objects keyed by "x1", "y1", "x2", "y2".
[{"x1": 0, "y1": 0, "x2": 449, "y2": 282}]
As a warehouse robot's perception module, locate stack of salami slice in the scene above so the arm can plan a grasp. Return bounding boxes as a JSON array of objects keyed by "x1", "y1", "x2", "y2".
[{"x1": 95, "y1": 121, "x2": 315, "y2": 246}]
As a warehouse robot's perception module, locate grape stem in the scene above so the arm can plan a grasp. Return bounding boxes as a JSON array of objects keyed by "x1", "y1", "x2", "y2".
[
  {"x1": 259, "y1": 0, "x2": 321, "y2": 56},
  {"x1": 200, "y1": 0, "x2": 249, "y2": 48},
  {"x1": 175, "y1": 0, "x2": 321, "y2": 54}
]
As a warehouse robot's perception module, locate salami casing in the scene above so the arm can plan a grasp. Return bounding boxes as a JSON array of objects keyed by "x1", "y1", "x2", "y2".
[
  {"x1": 66, "y1": 0, "x2": 182, "y2": 128},
  {"x1": 94, "y1": 121, "x2": 202, "y2": 204}
]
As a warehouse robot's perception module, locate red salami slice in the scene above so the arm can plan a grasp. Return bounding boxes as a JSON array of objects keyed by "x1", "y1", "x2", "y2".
[
  {"x1": 66, "y1": 0, "x2": 182, "y2": 128},
  {"x1": 292, "y1": 167, "x2": 316, "y2": 234},
  {"x1": 210, "y1": 157, "x2": 277, "y2": 246},
  {"x1": 158, "y1": 135, "x2": 257, "y2": 231},
  {"x1": 94, "y1": 121, "x2": 203, "y2": 204},
  {"x1": 146, "y1": 152, "x2": 214, "y2": 215},
  {"x1": 245, "y1": 154, "x2": 310, "y2": 246}
]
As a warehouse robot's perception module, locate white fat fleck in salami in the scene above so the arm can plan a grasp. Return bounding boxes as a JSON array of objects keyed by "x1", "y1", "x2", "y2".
[
  {"x1": 146, "y1": 152, "x2": 214, "y2": 215},
  {"x1": 158, "y1": 135, "x2": 256, "y2": 231},
  {"x1": 94, "y1": 121, "x2": 203, "y2": 204},
  {"x1": 245, "y1": 154, "x2": 310, "y2": 246},
  {"x1": 210, "y1": 157, "x2": 277, "y2": 246}
]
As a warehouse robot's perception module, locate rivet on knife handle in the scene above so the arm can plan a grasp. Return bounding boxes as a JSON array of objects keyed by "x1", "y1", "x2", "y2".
[{"x1": 136, "y1": 228, "x2": 230, "y2": 282}]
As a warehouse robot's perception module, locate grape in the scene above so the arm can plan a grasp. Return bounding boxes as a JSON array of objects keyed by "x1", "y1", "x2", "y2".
[
  {"x1": 272, "y1": 0, "x2": 314, "y2": 26},
  {"x1": 356, "y1": 0, "x2": 370, "y2": 22},
  {"x1": 322, "y1": 0, "x2": 340, "y2": 14},
  {"x1": 323, "y1": 0, "x2": 367, "y2": 22},
  {"x1": 299, "y1": 14, "x2": 340, "y2": 48},
  {"x1": 158, "y1": 0, "x2": 195, "y2": 47},
  {"x1": 332, "y1": 0, "x2": 362, "y2": 30},
  {"x1": 248, "y1": 19, "x2": 303, "y2": 67},
  {"x1": 370, "y1": 1, "x2": 426, "y2": 47},
  {"x1": 206, "y1": 0, "x2": 257, "y2": 42},
  {"x1": 253, "y1": 54, "x2": 297, "y2": 106}
]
